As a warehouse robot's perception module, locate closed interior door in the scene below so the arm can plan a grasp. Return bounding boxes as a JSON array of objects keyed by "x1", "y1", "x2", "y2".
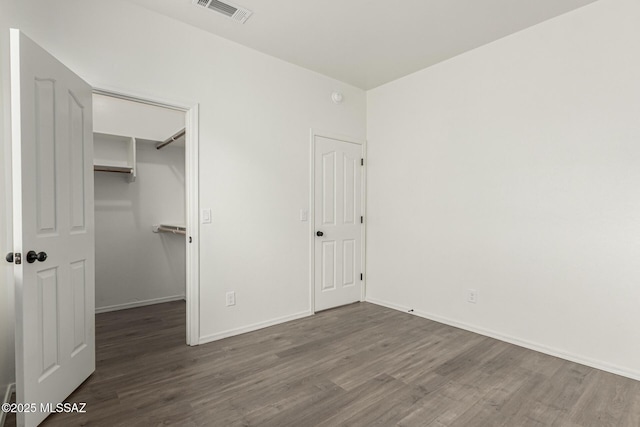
[
  {"x1": 10, "y1": 29, "x2": 95, "y2": 427},
  {"x1": 314, "y1": 135, "x2": 362, "y2": 311}
]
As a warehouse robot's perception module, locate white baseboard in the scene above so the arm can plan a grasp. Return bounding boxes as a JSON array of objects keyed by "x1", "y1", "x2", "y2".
[
  {"x1": 366, "y1": 297, "x2": 640, "y2": 382},
  {"x1": 199, "y1": 310, "x2": 313, "y2": 345},
  {"x1": 95, "y1": 295, "x2": 186, "y2": 314},
  {"x1": 1, "y1": 383, "x2": 16, "y2": 427}
]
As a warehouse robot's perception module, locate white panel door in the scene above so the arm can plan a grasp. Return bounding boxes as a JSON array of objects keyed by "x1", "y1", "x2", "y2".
[
  {"x1": 9, "y1": 29, "x2": 95, "y2": 427},
  {"x1": 314, "y1": 135, "x2": 362, "y2": 311}
]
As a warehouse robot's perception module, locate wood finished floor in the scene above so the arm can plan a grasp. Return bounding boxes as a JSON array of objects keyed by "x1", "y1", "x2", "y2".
[{"x1": 9, "y1": 301, "x2": 640, "y2": 426}]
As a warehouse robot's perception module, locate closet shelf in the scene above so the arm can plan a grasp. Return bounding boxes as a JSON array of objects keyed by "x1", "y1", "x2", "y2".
[
  {"x1": 93, "y1": 132, "x2": 137, "y2": 182},
  {"x1": 152, "y1": 224, "x2": 186, "y2": 235}
]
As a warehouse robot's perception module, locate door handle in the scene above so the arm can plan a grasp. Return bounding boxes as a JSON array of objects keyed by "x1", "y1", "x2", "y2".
[
  {"x1": 5, "y1": 252, "x2": 13, "y2": 263},
  {"x1": 316, "y1": 231, "x2": 324, "y2": 237},
  {"x1": 26, "y1": 251, "x2": 47, "y2": 264}
]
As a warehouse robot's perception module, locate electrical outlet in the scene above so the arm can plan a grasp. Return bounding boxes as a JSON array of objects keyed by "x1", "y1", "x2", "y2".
[
  {"x1": 467, "y1": 289, "x2": 478, "y2": 304},
  {"x1": 225, "y1": 291, "x2": 236, "y2": 307}
]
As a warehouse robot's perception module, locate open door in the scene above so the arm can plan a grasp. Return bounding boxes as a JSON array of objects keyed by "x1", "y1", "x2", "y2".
[{"x1": 9, "y1": 29, "x2": 95, "y2": 427}]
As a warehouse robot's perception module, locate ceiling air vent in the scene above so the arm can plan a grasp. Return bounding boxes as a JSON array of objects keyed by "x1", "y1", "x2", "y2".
[{"x1": 193, "y1": 0, "x2": 253, "y2": 24}]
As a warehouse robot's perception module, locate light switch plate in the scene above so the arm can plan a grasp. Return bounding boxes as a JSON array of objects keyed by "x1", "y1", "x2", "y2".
[
  {"x1": 202, "y1": 209, "x2": 212, "y2": 224},
  {"x1": 300, "y1": 209, "x2": 308, "y2": 221}
]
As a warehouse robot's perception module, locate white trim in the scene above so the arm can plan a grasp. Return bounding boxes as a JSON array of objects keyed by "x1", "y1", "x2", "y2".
[
  {"x1": 366, "y1": 297, "x2": 640, "y2": 382},
  {"x1": 309, "y1": 129, "x2": 367, "y2": 313},
  {"x1": 185, "y1": 104, "x2": 200, "y2": 347},
  {"x1": 9, "y1": 29, "x2": 26, "y2": 414},
  {"x1": 360, "y1": 140, "x2": 367, "y2": 302},
  {"x1": 95, "y1": 295, "x2": 186, "y2": 314},
  {"x1": 308, "y1": 129, "x2": 315, "y2": 314},
  {"x1": 1, "y1": 383, "x2": 16, "y2": 427},
  {"x1": 92, "y1": 85, "x2": 193, "y2": 112},
  {"x1": 91, "y1": 86, "x2": 200, "y2": 346},
  {"x1": 198, "y1": 310, "x2": 313, "y2": 344}
]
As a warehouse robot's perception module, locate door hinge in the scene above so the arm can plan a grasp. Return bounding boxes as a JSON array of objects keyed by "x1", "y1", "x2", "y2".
[
  {"x1": 360, "y1": 216, "x2": 363, "y2": 224},
  {"x1": 360, "y1": 273, "x2": 363, "y2": 281},
  {"x1": 361, "y1": 158, "x2": 364, "y2": 166}
]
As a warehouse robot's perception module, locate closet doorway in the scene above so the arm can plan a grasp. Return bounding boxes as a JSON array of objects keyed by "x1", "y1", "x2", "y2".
[{"x1": 91, "y1": 89, "x2": 200, "y2": 346}]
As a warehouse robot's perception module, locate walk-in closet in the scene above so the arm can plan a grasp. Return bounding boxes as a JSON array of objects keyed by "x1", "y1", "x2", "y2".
[{"x1": 92, "y1": 94, "x2": 186, "y2": 314}]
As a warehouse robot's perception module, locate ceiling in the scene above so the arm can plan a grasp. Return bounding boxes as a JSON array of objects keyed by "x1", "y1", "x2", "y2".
[{"x1": 125, "y1": 0, "x2": 599, "y2": 90}]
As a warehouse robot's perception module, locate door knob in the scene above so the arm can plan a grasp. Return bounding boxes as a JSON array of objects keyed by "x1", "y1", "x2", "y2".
[
  {"x1": 5, "y1": 252, "x2": 13, "y2": 263},
  {"x1": 26, "y1": 251, "x2": 47, "y2": 264},
  {"x1": 316, "y1": 231, "x2": 324, "y2": 237}
]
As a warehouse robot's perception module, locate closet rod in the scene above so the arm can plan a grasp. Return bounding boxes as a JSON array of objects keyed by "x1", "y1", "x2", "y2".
[
  {"x1": 156, "y1": 226, "x2": 186, "y2": 235},
  {"x1": 156, "y1": 128, "x2": 186, "y2": 150},
  {"x1": 94, "y1": 165, "x2": 133, "y2": 174},
  {"x1": 152, "y1": 224, "x2": 187, "y2": 235}
]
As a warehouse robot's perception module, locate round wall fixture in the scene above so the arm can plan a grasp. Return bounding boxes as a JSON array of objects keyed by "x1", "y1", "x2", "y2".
[{"x1": 331, "y1": 91, "x2": 344, "y2": 104}]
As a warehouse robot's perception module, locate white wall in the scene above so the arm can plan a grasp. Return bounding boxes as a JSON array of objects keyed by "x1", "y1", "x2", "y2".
[
  {"x1": 95, "y1": 142, "x2": 186, "y2": 311},
  {"x1": 367, "y1": 0, "x2": 640, "y2": 380},
  {"x1": 0, "y1": 0, "x2": 366, "y2": 345}
]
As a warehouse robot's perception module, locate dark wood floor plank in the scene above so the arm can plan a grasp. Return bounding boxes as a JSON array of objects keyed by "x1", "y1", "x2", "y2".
[{"x1": 0, "y1": 300, "x2": 630, "y2": 427}]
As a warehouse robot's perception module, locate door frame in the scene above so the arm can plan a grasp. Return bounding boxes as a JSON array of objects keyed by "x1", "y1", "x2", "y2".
[
  {"x1": 309, "y1": 129, "x2": 367, "y2": 313},
  {"x1": 92, "y1": 86, "x2": 200, "y2": 346}
]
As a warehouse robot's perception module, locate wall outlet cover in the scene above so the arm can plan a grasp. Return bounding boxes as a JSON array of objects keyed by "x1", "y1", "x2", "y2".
[
  {"x1": 467, "y1": 289, "x2": 478, "y2": 304},
  {"x1": 226, "y1": 291, "x2": 236, "y2": 306}
]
